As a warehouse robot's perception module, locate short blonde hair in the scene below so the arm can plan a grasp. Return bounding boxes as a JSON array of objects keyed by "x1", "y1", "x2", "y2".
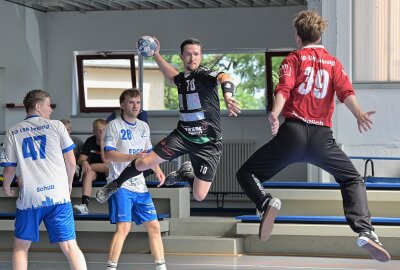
[
  {"x1": 293, "y1": 10, "x2": 328, "y2": 45},
  {"x1": 93, "y1": 119, "x2": 107, "y2": 130}
]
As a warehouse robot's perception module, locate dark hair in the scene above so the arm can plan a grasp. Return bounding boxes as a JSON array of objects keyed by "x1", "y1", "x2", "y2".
[
  {"x1": 293, "y1": 10, "x2": 328, "y2": 45},
  {"x1": 180, "y1": 38, "x2": 202, "y2": 54},
  {"x1": 119, "y1": 88, "x2": 141, "y2": 104},
  {"x1": 23, "y1": 89, "x2": 51, "y2": 113}
]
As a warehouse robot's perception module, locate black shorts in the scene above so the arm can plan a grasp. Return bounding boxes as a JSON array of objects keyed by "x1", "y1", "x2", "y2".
[{"x1": 153, "y1": 130, "x2": 222, "y2": 182}]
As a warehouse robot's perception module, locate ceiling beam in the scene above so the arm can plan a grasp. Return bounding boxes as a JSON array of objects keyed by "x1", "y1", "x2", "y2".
[
  {"x1": 59, "y1": 0, "x2": 96, "y2": 11},
  {"x1": 196, "y1": 0, "x2": 220, "y2": 7},
  {"x1": 215, "y1": 0, "x2": 238, "y2": 7},
  {"x1": 179, "y1": 0, "x2": 203, "y2": 8}
]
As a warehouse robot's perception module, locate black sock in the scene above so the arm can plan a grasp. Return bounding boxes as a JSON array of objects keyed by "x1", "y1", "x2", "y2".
[
  {"x1": 115, "y1": 159, "x2": 142, "y2": 186},
  {"x1": 82, "y1": 195, "x2": 90, "y2": 206}
]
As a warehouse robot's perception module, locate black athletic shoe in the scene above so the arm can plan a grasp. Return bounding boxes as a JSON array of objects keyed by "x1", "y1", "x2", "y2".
[
  {"x1": 258, "y1": 197, "x2": 281, "y2": 241},
  {"x1": 357, "y1": 231, "x2": 391, "y2": 262},
  {"x1": 96, "y1": 181, "x2": 119, "y2": 204},
  {"x1": 165, "y1": 161, "x2": 195, "y2": 186}
]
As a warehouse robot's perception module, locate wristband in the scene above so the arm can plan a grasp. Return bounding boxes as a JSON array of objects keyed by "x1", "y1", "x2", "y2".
[{"x1": 221, "y1": 81, "x2": 235, "y2": 95}]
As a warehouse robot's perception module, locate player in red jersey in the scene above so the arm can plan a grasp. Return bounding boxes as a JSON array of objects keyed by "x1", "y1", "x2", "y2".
[{"x1": 236, "y1": 10, "x2": 391, "y2": 262}]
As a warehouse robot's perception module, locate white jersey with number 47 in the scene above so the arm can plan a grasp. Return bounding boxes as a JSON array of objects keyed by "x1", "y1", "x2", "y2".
[{"x1": 1, "y1": 115, "x2": 75, "y2": 210}]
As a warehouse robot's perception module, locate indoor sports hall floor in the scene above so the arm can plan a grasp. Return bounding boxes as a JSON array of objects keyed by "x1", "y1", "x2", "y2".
[{"x1": 0, "y1": 251, "x2": 399, "y2": 270}]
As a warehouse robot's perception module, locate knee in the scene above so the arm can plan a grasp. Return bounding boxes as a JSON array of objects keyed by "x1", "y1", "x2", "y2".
[
  {"x1": 236, "y1": 165, "x2": 249, "y2": 183},
  {"x1": 116, "y1": 223, "x2": 131, "y2": 237},
  {"x1": 146, "y1": 221, "x2": 161, "y2": 235},
  {"x1": 136, "y1": 157, "x2": 151, "y2": 171},
  {"x1": 59, "y1": 240, "x2": 79, "y2": 255},
  {"x1": 192, "y1": 191, "x2": 207, "y2": 202},
  {"x1": 83, "y1": 170, "x2": 96, "y2": 182}
]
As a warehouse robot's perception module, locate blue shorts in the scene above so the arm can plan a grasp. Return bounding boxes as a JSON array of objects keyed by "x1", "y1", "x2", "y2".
[
  {"x1": 108, "y1": 188, "x2": 157, "y2": 225},
  {"x1": 15, "y1": 203, "x2": 76, "y2": 243}
]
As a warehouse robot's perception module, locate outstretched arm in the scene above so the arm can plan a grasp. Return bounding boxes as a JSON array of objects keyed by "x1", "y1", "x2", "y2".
[
  {"x1": 343, "y1": 95, "x2": 375, "y2": 133},
  {"x1": 217, "y1": 73, "x2": 241, "y2": 117},
  {"x1": 153, "y1": 38, "x2": 179, "y2": 85}
]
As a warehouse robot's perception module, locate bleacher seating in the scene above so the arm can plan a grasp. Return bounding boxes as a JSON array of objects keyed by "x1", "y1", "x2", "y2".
[
  {"x1": 236, "y1": 215, "x2": 400, "y2": 225},
  {"x1": 262, "y1": 181, "x2": 400, "y2": 190}
]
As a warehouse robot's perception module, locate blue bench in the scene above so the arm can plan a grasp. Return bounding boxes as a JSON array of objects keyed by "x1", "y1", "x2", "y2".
[
  {"x1": 261, "y1": 181, "x2": 400, "y2": 190},
  {"x1": 0, "y1": 212, "x2": 170, "y2": 221},
  {"x1": 235, "y1": 215, "x2": 400, "y2": 226},
  {"x1": 349, "y1": 156, "x2": 400, "y2": 183}
]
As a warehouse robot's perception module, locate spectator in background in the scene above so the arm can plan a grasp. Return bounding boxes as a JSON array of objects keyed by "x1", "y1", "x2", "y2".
[
  {"x1": 73, "y1": 119, "x2": 109, "y2": 215},
  {"x1": 61, "y1": 119, "x2": 84, "y2": 182},
  {"x1": 60, "y1": 119, "x2": 84, "y2": 160}
]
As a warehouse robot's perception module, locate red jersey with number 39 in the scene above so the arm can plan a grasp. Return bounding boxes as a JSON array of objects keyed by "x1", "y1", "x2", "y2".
[{"x1": 275, "y1": 45, "x2": 354, "y2": 127}]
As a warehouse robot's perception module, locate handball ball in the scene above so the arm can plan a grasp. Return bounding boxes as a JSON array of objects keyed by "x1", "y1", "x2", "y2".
[{"x1": 136, "y1": 36, "x2": 158, "y2": 57}]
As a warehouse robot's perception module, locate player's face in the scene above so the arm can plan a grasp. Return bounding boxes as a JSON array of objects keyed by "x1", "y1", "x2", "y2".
[
  {"x1": 121, "y1": 96, "x2": 141, "y2": 120},
  {"x1": 37, "y1": 97, "x2": 52, "y2": 119},
  {"x1": 180, "y1": 44, "x2": 202, "y2": 72},
  {"x1": 93, "y1": 123, "x2": 106, "y2": 140}
]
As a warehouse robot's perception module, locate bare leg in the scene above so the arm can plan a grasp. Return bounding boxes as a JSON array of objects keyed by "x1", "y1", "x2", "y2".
[
  {"x1": 143, "y1": 220, "x2": 165, "y2": 260},
  {"x1": 136, "y1": 152, "x2": 166, "y2": 172},
  {"x1": 82, "y1": 170, "x2": 97, "y2": 197},
  {"x1": 59, "y1": 239, "x2": 87, "y2": 270},
  {"x1": 192, "y1": 177, "x2": 212, "y2": 201},
  {"x1": 13, "y1": 238, "x2": 31, "y2": 270},
  {"x1": 108, "y1": 222, "x2": 131, "y2": 263}
]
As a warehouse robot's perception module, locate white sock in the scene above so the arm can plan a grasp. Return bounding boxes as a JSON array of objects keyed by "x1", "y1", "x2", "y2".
[
  {"x1": 155, "y1": 258, "x2": 167, "y2": 270},
  {"x1": 107, "y1": 260, "x2": 117, "y2": 270}
]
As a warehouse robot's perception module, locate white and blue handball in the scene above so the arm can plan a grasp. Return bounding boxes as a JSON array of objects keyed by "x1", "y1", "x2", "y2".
[{"x1": 136, "y1": 36, "x2": 158, "y2": 57}]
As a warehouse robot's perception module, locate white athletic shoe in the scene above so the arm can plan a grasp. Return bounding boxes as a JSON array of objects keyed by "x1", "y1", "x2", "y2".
[
  {"x1": 357, "y1": 231, "x2": 391, "y2": 262},
  {"x1": 73, "y1": 204, "x2": 89, "y2": 215},
  {"x1": 258, "y1": 197, "x2": 281, "y2": 241}
]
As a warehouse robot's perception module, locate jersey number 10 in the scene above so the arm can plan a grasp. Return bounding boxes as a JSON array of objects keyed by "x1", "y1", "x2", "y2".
[{"x1": 22, "y1": 135, "x2": 47, "y2": 160}]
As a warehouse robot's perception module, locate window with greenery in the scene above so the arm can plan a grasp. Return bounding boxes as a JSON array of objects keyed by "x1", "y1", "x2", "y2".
[
  {"x1": 143, "y1": 51, "x2": 266, "y2": 111},
  {"x1": 265, "y1": 50, "x2": 292, "y2": 112},
  {"x1": 76, "y1": 54, "x2": 136, "y2": 113},
  {"x1": 75, "y1": 50, "x2": 291, "y2": 113}
]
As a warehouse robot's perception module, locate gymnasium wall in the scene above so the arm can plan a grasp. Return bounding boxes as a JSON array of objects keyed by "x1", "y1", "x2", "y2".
[
  {"x1": 1, "y1": 0, "x2": 399, "y2": 180},
  {"x1": 0, "y1": 2, "x2": 47, "y2": 133}
]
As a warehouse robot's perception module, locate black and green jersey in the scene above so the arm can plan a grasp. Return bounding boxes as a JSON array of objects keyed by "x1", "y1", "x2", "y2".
[{"x1": 173, "y1": 66, "x2": 223, "y2": 144}]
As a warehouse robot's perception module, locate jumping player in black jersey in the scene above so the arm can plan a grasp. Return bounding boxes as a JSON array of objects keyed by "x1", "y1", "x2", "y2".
[{"x1": 96, "y1": 37, "x2": 241, "y2": 203}]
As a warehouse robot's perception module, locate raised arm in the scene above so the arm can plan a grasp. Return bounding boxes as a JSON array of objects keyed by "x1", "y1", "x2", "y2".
[
  {"x1": 153, "y1": 38, "x2": 179, "y2": 85},
  {"x1": 343, "y1": 95, "x2": 375, "y2": 133}
]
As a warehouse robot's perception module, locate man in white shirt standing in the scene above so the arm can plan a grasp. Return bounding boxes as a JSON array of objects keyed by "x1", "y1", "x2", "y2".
[
  {"x1": 1, "y1": 89, "x2": 87, "y2": 270},
  {"x1": 104, "y1": 88, "x2": 167, "y2": 270}
]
